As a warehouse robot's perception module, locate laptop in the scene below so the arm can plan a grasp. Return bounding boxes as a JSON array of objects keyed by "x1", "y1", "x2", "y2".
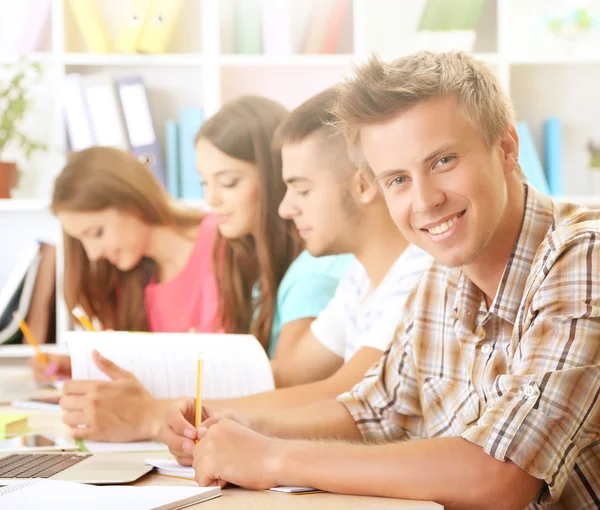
[{"x1": 0, "y1": 452, "x2": 153, "y2": 485}]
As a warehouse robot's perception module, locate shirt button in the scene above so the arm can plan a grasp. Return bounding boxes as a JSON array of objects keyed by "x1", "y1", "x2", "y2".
[
  {"x1": 524, "y1": 386, "x2": 536, "y2": 397},
  {"x1": 481, "y1": 343, "x2": 492, "y2": 355}
]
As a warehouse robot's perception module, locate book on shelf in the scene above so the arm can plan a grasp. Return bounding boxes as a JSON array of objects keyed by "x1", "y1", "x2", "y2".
[
  {"x1": 136, "y1": 0, "x2": 187, "y2": 54},
  {"x1": 114, "y1": 0, "x2": 154, "y2": 53},
  {"x1": 234, "y1": 0, "x2": 262, "y2": 54},
  {"x1": 178, "y1": 108, "x2": 204, "y2": 200},
  {"x1": 516, "y1": 121, "x2": 551, "y2": 196},
  {"x1": 261, "y1": 0, "x2": 293, "y2": 56},
  {"x1": 66, "y1": 0, "x2": 113, "y2": 53},
  {"x1": 543, "y1": 116, "x2": 564, "y2": 197},
  {"x1": 417, "y1": 0, "x2": 485, "y2": 51},
  {"x1": 0, "y1": 0, "x2": 50, "y2": 56}
]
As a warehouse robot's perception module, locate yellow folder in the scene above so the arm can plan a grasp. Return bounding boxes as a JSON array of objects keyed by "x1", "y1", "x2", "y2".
[
  {"x1": 66, "y1": 0, "x2": 113, "y2": 53},
  {"x1": 115, "y1": 0, "x2": 154, "y2": 53},
  {"x1": 137, "y1": 0, "x2": 186, "y2": 54}
]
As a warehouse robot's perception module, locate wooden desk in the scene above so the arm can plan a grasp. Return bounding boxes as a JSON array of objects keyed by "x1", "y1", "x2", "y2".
[{"x1": 0, "y1": 365, "x2": 442, "y2": 509}]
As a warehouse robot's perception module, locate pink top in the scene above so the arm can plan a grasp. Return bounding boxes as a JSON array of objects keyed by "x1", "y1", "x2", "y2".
[{"x1": 144, "y1": 215, "x2": 221, "y2": 333}]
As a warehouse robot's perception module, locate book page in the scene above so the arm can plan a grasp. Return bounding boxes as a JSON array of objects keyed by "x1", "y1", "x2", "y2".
[
  {"x1": 0, "y1": 478, "x2": 220, "y2": 509},
  {"x1": 67, "y1": 332, "x2": 275, "y2": 399}
]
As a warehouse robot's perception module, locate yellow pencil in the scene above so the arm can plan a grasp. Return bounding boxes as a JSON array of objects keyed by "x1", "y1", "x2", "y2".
[
  {"x1": 194, "y1": 353, "x2": 204, "y2": 441},
  {"x1": 72, "y1": 306, "x2": 96, "y2": 331},
  {"x1": 14, "y1": 311, "x2": 49, "y2": 367}
]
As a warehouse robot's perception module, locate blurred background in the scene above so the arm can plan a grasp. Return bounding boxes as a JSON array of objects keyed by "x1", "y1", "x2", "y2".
[{"x1": 0, "y1": 0, "x2": 599, "y2": 342}]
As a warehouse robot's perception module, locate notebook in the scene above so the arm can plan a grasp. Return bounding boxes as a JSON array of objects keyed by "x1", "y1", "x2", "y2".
[
  {"x1": 0, "y1": 478, "x2": 221, "y2": 509},
  {"x1": 145, "y1": 458, "x2": 318, "y2": 493},
  {"x1": 67, "y1": 332, "x2": 275, "y2": 400}
]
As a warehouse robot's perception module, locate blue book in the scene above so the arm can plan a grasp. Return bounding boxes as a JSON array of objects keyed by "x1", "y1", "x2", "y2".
[
  {"x1": 516, "y1": 121, "x2": 550, "y2": 196},
  {"x1": 165, "y1": 120, "x2": 180, "y2": 198},
  {"x1": 543, "y1": 116, "x2": 563, "y2": 197},
  {"x1": 178, "y1": 108, "x2": 204, "y2": 200}
]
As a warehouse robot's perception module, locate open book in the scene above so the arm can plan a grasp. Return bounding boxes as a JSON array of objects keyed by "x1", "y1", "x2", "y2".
[
  {"x1": 67, "y1": 332, "x2": 275, "y2": 399},
  {"x1": 0, "y1": 478, "x2": 220, "y2": 510}
]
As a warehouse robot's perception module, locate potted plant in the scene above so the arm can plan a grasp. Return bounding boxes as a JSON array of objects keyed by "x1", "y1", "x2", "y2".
[{"x1": 0, "y1": 59, "x2": 47, "y2": 198}]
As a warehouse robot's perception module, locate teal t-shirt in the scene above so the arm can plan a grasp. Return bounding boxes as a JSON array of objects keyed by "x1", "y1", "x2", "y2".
[{"x1": 254, "y1": 251, "x2": 353, "y2": 358}]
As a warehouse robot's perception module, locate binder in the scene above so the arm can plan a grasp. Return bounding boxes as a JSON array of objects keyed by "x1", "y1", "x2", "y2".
[
  {"x1": 66, "y1": 0, "x2": 113, "y2": 53},
  {"x1": 261, "y1": 0, "x2": 293, "y2": 56},
  {"x1": 116, "y1": 76, "x2": 166, "y2": 186},
  {"x1": 18, "y1": 0, "x2": 51, "y2": 55},
  {"x1": 82, "y1": 75, "x2": 130, "y2": 151},
  {"x1": 321, "y1": 0, "x2": 350, "y2": 54},
  {"x1": 62, "y1": 74, "x2": 96, "y2": 152},
  {"x1": 0, "y1": 0, "x2": 39, "y2": 56},
  {"x1": 516, "y1": 121, "x2": 550, "y2": 196},
  {"x1": 543, "y1": 117, "x2": 563, "y2": 197},
  {"x1": 165, "y1": 120, "x2": 180, "y2": 198},
  {"x1": 234, "y1": 0, "x2": 262, "y2": 54},
  {"x1": 137, "y1": 0, "x2": 186, "y2": 54},
  {"x1": 178, "y1": 108, "x2": 204, "y2": 200},
  {"x1": 115, "y1": 0, "x2": 154, "y2": 53}
]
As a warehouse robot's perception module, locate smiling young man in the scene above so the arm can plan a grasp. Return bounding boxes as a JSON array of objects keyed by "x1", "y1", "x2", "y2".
[
  {"x1": 158, "y1": 88, "x2": 431, "y2": 464},
  {"x1": 188, "y1": 52, "x2": 600, "y2": 509}
]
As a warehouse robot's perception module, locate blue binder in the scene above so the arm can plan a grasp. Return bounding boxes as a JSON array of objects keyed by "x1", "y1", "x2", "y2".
[
  {"x1": 178, "y1": 107, "x2": 204, "y2": 200},
  {"x1": 543, "y1": 117, "x2": 563, "y2": 197},
  {"x1": 516, "y1": 121, "x2": 550, "y2": 196},
  {"x1": 165, "y1": 120, "x2": 180, "y2": 198},
  {"x1": 115, "y1": 76, "x2": 166, "y2": 187}
]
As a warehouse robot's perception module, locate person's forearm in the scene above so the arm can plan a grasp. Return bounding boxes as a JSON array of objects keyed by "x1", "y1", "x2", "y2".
[
  {"x1": 206, "y1": 377, "x2": 342, "y2": 414},
  {"x1": 260, "y1": 399, "x2": 362, "y2": 440},
  {"x1": 270, "y1": 437, "x2": 541, "y2": 510}
]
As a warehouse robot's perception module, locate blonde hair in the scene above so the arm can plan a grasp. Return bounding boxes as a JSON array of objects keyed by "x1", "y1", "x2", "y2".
[
  {"x1": 52, "y1": 147, "x2": 206, "y2": 331},
  {"x1": 331, "y1": 51, "x2": 519, "y2": 174}
]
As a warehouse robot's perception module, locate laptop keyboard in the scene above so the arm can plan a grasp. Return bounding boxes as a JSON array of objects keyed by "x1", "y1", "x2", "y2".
[{"x1": 0, "y1": 453, "x2": 92, "y2": 478}]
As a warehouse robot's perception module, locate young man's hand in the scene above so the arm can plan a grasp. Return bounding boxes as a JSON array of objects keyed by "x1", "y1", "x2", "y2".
[
  {"x1": 59, "y1": 350, "x2": 160, "y2": 442},
  {"x1": 158, "y1": 400, "x2": 257, "y2": 466},
  {"x1": 193, "y1": 419, "x2": 282, "y2": 489}
]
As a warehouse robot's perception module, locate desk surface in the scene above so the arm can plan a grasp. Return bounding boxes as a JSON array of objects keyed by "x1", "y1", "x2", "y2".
[{"x1": 0, "y1": 364, "x2": 442, "y2": 509}]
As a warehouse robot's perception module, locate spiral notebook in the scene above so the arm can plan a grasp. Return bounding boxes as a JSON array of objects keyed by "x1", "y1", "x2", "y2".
[{"x1": 0, "y1": 478, "x2": 221, "y2": 510}]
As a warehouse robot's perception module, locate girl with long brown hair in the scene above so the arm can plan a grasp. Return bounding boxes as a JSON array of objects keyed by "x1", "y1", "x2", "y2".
[
  {"x1": 195, "y1": 96, "x2": 350, "y2": 373},
  {"x1": 29, "y1": 146, "x2": 222, "y2": 442}
]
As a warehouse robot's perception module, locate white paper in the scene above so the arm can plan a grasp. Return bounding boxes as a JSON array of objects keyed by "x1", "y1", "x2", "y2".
[
  {"x1": 145, "y1": 459, "x2": 318, "y2": 492},
  {"x1": 0, "y1": 478, "x2": 220, "y2": 509},
  {"x1": 82, "y1": 440, "x2": 168, "y2": 453},
  {"x1": 67, "y1": 332, "x2": 275, "y2": 400}
]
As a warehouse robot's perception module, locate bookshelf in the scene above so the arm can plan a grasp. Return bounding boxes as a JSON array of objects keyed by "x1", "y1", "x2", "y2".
[{"x1": 0, "y1": 0, "x2": 599, "y2": 342}]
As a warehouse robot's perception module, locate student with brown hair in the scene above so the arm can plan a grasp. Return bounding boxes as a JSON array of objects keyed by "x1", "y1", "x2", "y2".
[
  {"x1": 29, "y1": 146, "x2": 221, "y2": 441},
  {"x1": 194, "y1": 95, "x2": 351, "y2": 371}
]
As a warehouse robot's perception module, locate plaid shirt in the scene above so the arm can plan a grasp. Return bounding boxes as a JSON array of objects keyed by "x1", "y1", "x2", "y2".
[{"x1": 339, "y1": 186, "x2": 600, "y2": 509}]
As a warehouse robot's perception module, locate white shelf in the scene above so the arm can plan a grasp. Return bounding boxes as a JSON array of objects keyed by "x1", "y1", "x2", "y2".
[
  {"x1": 0, "y1": 199, "x2": 49, "y2": 212},
  {"x1": 219, "y1": 54, "x2": 356, "y2": 67},
  {"x1": 62, "y1": 53, "x2": 206, "y2": 67},
  {"x1": 509, "y1": 54, "x2": 600, "y2": 65}
]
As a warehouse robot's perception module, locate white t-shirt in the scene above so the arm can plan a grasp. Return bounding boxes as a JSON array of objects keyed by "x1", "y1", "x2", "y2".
[{"x1": 311, "y1": 245, "x2": 432, "y2": 361}]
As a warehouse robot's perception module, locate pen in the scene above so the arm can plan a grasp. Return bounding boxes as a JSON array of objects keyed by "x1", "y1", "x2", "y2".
[
  {"x1": 194, "y1": 353, "x2": 204, "y2": 442},
  {"x1": 72, "y1": 306, "x2": 96, "y2": 331},
  {"x1": 14, "y1": 311, "x2": 49, "y2": 367}
]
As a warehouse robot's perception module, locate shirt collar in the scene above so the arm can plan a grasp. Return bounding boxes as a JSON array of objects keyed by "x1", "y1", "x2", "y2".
[{"x1": 453, "y1": 185, "x2": 556, "y2": 326}]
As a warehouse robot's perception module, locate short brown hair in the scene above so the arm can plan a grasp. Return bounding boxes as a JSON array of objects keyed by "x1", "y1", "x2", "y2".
[
  {"x1": 273, "y1": 88, "x2": 339, "y2": 148},
  {"x1": 273, "y1": 88, "x2": 355, "y2": 175},
  {"x1": 332, "y1": 51, "x2": 517, "y2": 172}
]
